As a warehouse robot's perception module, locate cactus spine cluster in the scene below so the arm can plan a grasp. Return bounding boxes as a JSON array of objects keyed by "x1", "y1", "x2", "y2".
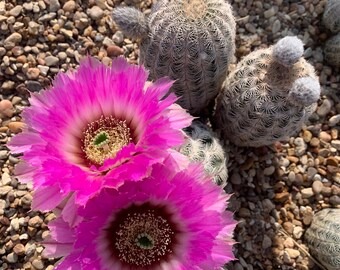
[
  {"x1": 304, "y1": 208, "x2": 340, "y2": 270},
  {"x1": 113, "y1": 0, "x2": 236, "y2": 116},
  {"x1": 179, "y1": 120, "x2": 228, "y2": 186},
  {"x1": 213, "y1": 36, "x2": 321, "y2": 147}
]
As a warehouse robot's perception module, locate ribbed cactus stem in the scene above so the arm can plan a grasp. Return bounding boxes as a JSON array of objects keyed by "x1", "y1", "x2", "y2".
[
  {"x1": 272, "y1": 36, "x2": 304, "y2": 67},
  {"x1": 288, "y1": 77, "x2": 321, "y2": 107},
  {"x1": 112, "y1": 7, "x2": 148, "y2": 39},
  {"x1": 112, "y1": 0, "x2": 236, "y2": 116}
]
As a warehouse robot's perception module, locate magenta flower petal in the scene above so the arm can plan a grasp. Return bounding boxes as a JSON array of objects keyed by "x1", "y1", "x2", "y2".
[
  {"x1": 46, "y1": 162, "x2": 236, "y2": 269},
  {"x1": 8, "y1": 57, "x2": 192, "y2": 209}
]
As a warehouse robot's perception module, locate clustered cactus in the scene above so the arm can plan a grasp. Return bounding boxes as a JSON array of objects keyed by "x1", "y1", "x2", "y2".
[
  {"x1": 113, "y1": 0, "x2": 236, "y2": 116},
  {"x1": 212, "y1": 36, "x2": 320, "y2": 147},
  {"x1": 179, "y1": 120, "x2": 228, "y2": 186},
  {"x1": 304, "y1": 208, "x2": 340, "y2": 270},
  {"x1": 323, "y1": 0, "x2": 340, "y2": 67}
]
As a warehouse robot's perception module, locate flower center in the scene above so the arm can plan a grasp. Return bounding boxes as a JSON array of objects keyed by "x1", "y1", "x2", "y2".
[
  {"x1": 106, "y1": 203, "x2": 179, "y2": 268},
  {"x1": 82, "y1": 115, "x2": 132, "y2": 166},
  {"x1": 136, "y1": 233, "x2": 154, "y2": 249}
]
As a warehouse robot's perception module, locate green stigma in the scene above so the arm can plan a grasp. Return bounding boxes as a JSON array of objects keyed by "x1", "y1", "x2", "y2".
[
  {"x1": 136, "y1": 233, "x2": 154, "y2": 249},
  {"x1": 93, "y1": 131, "x2": 109, "y2": 147}
]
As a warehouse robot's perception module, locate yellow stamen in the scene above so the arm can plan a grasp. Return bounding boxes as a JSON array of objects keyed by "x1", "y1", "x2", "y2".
[{"x1": 83, "y1": 116, "x2": 131, "y2": 165}]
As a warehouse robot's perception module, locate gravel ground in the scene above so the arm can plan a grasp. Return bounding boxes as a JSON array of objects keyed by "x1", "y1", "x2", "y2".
[{"x1": 0, "y1": 0, "x2": 339, "y2": 270}]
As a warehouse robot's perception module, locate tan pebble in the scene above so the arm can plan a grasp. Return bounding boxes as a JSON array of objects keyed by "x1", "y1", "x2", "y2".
[
  {"x1": 11, "y1": 96, "x2": 22, "y2": 105},
  {"x1": 312, "y1": 180, "x2": 324, "y2": 194},
  {"x1": 63, "y1": 1, "x2": 76, "y2": 12},
  {"x1": 301, "y1": 188, "x2": 314, "y2": 199},
  {"x1": 16, "y1": 55, "x2": 26, "y2": 64},
  {"x1": 331, "y1": 128, "x2": 338, "y2": 139},
  {"x1": 0, "y1": 100, "x2": 14, "y2": 118},
  {"x1": 285, "y1": 248, "x2": 300, "y2": 259},
  {"x1": 287, "y1": 148, "x2": 295, "y2": 156},
  {"x1": 326, "y1": 157, "x2": 339, "y2": 166},
  {"x1": 302, "y1": 211, "x2": 313, "y2": 225},
  {"x1": 319, "y1": 131, "x2": 331, "y2": 142},
  {"x1": 283, "y1": 222, "x2": 294, "y2": 234},
  {"x1": 13, "y1": 243, "x2": 25, "y2": 255},
  {"x1": 102, "y1": 56, "x2": 111, "y2": 66},
  {"x1": 309, "y1": 137, "x2": 319, "y2": 147},
  {"x1": 302, "y1": 130, "x2": 312, "y2": 142},
  {"x1": 287, "y1": 156, "x2": 299, "y2": 163},
  {"x1": 0, "y1": 126, "x2": 8, "y2": 132},
  {"x1": 107, "y1": 45, "x2": 124, "y2": 57},
  {"x1": 26, "y1": 67, "x2": 40, "y2": 79},
  {"x1": 274, "y1": 192, "x2": 290, "y2": 203},
  {"x1": 317, "y1": 167, "x2": 327, "y2": 176},
  {"x1": 283, "y1": 237, "x2": 294, "y2": 248},
  {"x1": 7, "y1": 122, "x2": 25, "y2": 134}
]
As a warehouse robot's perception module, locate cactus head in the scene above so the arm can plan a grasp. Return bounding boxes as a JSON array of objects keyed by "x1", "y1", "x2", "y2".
[
  {"x1": 272, "y1": 36, "x2": 304, "y2": 67},
  {"x1": 112, "y1": 7, "x2": 149, "y2": 39},
  {"x1": 138, "y1": 0, "x2": 236, "y2": 116},
  {"x1": 288, "y1": 77, "x2": 321, "y2": 107},
  {"x1": 213, "y1": 35, "x2": 320, "y2": 147}
]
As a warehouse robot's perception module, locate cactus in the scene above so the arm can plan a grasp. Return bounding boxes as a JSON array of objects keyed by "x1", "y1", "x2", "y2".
[
  {"x1": 112, "y1": 0, "x2": 236, "y2": 116},
  {"x1": 179, "y1": 120, "x2": 228, "y2": 186},
  {"x1": 324, "y1": 32, "x2": 340, "y2": 67},
  {"x1": 213, "y1": 36, "x2": 321, "y2": 147},
  {"x1": 323, "y1": 0, "x2": 340, "y2": 33},
  {"x1": 304, "y1": 208, "x2": 340, "y2": 270}
]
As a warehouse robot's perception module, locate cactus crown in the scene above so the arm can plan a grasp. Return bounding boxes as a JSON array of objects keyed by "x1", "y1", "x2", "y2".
[
  {"x1": 182, "y1": 0, "x2": 207, "y2": 19},
  {"x1": 288, "y1": 77, "x2": 321, "y2": 107},
  {"x1": 272, "y1": 36, "x2": 304, "y2": 67},
  {"x1": 112, "y1": 7, "x2": 148, "y2": 39}
]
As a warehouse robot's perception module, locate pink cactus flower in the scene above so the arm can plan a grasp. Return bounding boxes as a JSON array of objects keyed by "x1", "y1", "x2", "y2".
[
  {"x1": 44, "y1": 162, "x2": 236, "y2": 270},
  {"x1": 8, "y1": 57, "x2": 192, "y2": 210}
]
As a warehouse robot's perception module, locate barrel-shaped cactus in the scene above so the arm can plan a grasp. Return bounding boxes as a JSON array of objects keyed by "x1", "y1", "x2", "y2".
[
  {"x1": 213, "y1": 36, "x2": 321, "y2": 147},
  {"x1": 179, "y1": 120, "x2": 228, "y2": 186},
  {"x1": 304, "y1": 208, "x2": 340, "y2": 270},
  {"x1": 324, "y1": 32, "x2": 340, "y2": 67},
  {"x1": 113, "y1": 0, "x2": 236, "y2": 116},
  {"x1": 323, "y1": 0, "x2": 340, "y2": 33}
]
